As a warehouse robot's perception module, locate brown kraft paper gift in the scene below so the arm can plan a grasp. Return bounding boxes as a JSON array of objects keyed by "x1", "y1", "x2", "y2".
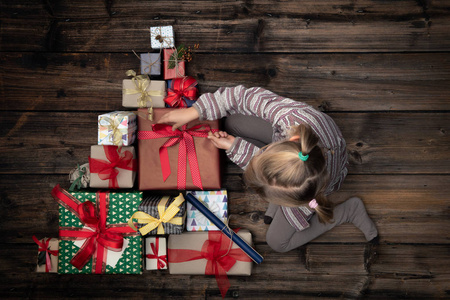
[{"x1": 137, "y1": 108, "x2": 221, "y2": 190}]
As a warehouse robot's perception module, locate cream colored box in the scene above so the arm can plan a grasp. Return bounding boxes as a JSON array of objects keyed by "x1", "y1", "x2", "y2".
[{"x1": 122, "y1": 79, "x2": 166, "y2": 108}]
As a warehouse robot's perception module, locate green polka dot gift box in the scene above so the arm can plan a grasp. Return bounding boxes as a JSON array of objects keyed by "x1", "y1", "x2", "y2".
[{"x1": 52, "y1": 185, "x2": 143, "y2": 274}]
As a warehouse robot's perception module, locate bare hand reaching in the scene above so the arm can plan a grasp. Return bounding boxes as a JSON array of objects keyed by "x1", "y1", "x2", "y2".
[
  {"x1": 207, "y1": 131, "x2": 235, "y2": 150},
  {"x1": 157, "y1": 107, "x2": 199, "y2": 131}
]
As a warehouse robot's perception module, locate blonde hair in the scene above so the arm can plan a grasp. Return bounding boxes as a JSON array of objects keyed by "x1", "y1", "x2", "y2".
[{"x1": 243, "y1": 124, "x2": 334, "y2": 223}]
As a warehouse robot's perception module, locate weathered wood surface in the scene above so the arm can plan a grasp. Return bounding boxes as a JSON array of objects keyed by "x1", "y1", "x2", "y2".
[
  {"x1": 1, "y1": 0, "x2": 449, "y2": 299},
  {"x1": 1, "y1": 52, "x2": 449, "y2": 111},
  {"x1": 1, "y1": 1, "x2": 450, "y2": 52}
]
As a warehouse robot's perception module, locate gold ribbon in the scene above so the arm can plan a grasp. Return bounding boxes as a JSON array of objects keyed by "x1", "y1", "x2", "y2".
[
  {"x1": 128, "y1": 194, "x2": 185, "y2": 235},
  {"x1": 123, "y1": 70, "x2": 164, "y2": 120},
  {"x1": 98, "y1": 115, "x2": 129, "y2": 146}
]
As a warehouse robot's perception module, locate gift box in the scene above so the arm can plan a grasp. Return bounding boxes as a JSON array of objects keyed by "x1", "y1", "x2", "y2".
[
  {"x1": 140, "y1": 53, "x2": 161, "y2": 76},
  {"x1": 33, "y1": 236, "x2": 58, "y2": 273},
  {"x1": 89, "y1": 145, "x2": 137, "y2": 189},
  {"x1": 98, "y1": 111, "x2": 137, "y2": 146},
  {"x1": 186, "y1": 190, "x2": 228, "y2": 232},
  {"x1": 128, "y1": 194, "x2": 186, "y2": 235},
  {"x1": 150, "y1": 25, "x2": 175, "y2": 49},
  {"x1": 163, "y1": 48, "x2": 185, "y2": 80},
  {"x1": 145, "y1": 237, "x2": 167, "y2": 270},
  {"x1": 164, "y1": 77, "x2": 198, "y2": 108},
  {"x1": 168, "y1": 230, "x2": 253, "y2": 298},
  {"x1": 122, "y1": 70, "x2": 166, "y2": 108},
  {"x1": 137, "y1": 108, "x2": 221, "y2": 190},
  {"x1": 69, "y1": 163, "x2": 90, "y2": 191},
  {"x1": 52, "y1": 186, "x2": 143, "y2": 274}
]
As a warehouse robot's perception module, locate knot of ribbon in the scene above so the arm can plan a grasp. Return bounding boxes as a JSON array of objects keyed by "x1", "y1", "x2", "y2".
[
  {"x1": 168, "y1": 230, "x2": 252, "y2": 298},
  {"x1": 146, "y1": 238, "x2": 167, "y2": 269},
  {"x1": 69, "y1": 164, "x2": 88, "y2": 191},
  {"x1": 128, "y1": 194, "x2": 185, "y2": 235},
  {"x1": 98, "y1": 116, "x2": 129, "y2": 146},
  {"x1": 123, "y1": 70, "x2": 163, "y2": 120},
  {"x1": 51, "y1": 185, "x2": 137, "y2": 273},
  {"x1": 138, "y1": 124, "x2": 218, "y2": 190},
  {"x1": 32, "y1": 236, "x2": 58, "y2": 273},
  {"x1": 164, "y1": 76, "x2": 198, "y2": 108},
  {"x1": 89, "y1": 146, "x2": 137, "y2": 189}
]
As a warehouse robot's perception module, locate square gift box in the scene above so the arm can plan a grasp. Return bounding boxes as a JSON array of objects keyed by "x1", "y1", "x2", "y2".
[
  {"x1": 145, "y1": 237, "x2": 167, "y2": 270},
  {"x1": 53, "y1": 186, "x2": 143, "y2": 274},
  {"x1": 163, "y1": 48, "x2": 185, "y2": 80},
  {"x1": 150, "y1": 25, "x2": 175, "y2": 49},
  {"x1": 137, "y1": 194, "x2": 186, "y2": 235},
  {"x1": 98, "y1": 111, "x2": 137, "y2": 146},
  {"x1": 168, "y1": 230, "x2": 253, "y2": 276},
  {"x1": 34, "y1": 237, "x2": 59, "y2": 273},
  {"x1": 122, "y1": 76, "x2": 166, "y2": 108},
  {"x1": 137, "y1": 108, "x2": 221, "y2": 190},
  {"x1": 89, "y1": 145, "x2": 137, "y2": 189},
  {"x1": 186, "y1": 190, "x2": 228, "y2": 232},
  {"x1": 140, "y1": 53, "x2": 162, "y2": 76}
]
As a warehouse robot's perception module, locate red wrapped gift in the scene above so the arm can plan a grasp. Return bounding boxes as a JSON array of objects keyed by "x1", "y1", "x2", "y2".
[
  {"x1": 164, "y1": 76, "x2": 198, "y2": 108},
  {"x1": 163, "y1": 48, "x2": 185, "y2": 80},
  {"x1": 137, "y1": 108, "x2": 221, "y2": 190}
]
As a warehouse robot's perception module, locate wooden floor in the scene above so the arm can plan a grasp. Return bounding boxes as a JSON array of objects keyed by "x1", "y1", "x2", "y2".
[{"x1": 1, "y1": 1, "x2": 449, "y2": 299}]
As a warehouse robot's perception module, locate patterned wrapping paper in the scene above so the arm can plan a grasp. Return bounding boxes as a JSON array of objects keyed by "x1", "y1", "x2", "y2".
[
  {"x1": 186, "y1": 190, "x2": 228, "y2": 232},
  {"x1": 150, "y1": 26, "x2": 175, "y2": 49},
  {"x1": 138, "y1": 195, "x2": 186, "y2": 235},
  {"x1": 98, "y1": 111, "x2": 137, "y2": 146},
  {"x1": 145, "y1": 237, "x2": 167, "y2": 270},
  {"x1": 58, "y1": 191, "x2": 143, "y2": 274},
  {"x1": 140, "y1": 53, "x2": 161, "y2": 76}
]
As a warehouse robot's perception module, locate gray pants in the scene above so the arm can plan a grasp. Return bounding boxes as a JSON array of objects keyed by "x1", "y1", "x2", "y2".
[{"x1": 225, "y1": 114, "x2": 378, "y2": 252}]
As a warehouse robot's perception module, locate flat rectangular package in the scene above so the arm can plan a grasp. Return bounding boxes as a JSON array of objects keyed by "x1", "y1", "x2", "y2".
[
  {"x1": 35, "y1": 238, "x2": 59, "y2": 273},
  {"x1": 186, "y1": 190, "x2": 228, "y2": 232},
  {"x1": 145, "y1": 237, "x2": 167, "y2": 270},
  {"x1": 168, "y1": 230, "x2": 253, "y2": 275},
  {"x1": 122, "y1": 79, "x2": 166, "y2": 108},
  {"x1": 140, "y1": 53, "x2": 161, "y2": 76},
  {"x1": 98, "y1": 111, "x2": 137, "y2": 146},
  {"x1": 150, "y1": 26, "x2": 175, "y2": 49},
  {"x1": 89, "y1": 145, "x2": 137, "y2": 189},
  {"x1": 137, "y1": 108, "x2": 221, "y2": 190},
  {"x1": 163, "y1": 49, "x2": 185, "y2": 80}
]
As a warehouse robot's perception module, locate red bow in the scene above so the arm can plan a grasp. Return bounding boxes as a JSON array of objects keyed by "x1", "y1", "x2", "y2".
[
  {"x1": 52, "y1": 185, "x2": 137, "y2": 273},
  {"x1": 164, "y1": 76, "x2": 198, "y2": 108},
  {"x1": 168, "y1": 231, "x2": 252, "y2": 298},
  {"x1": 138, "y1": 123, "x2": 218, "y2": 190},
  {"x1": 32, "y1": 236, "x2": 58, "y2": 272},
  {"x1": 89, "y1": 146, "x2": 137, "y2": 188},
  {"x1": 146, "y1": 238, "x2": 167, "y2": 269}
]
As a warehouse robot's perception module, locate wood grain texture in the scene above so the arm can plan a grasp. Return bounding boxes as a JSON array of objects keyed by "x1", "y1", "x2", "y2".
[{"x1": 1, "y1": 52, "x2": 449, "y2": 112}]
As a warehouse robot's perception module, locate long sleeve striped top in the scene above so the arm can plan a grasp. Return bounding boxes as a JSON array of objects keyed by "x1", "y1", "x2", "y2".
[{"x1": 193, "y1": 86, "x2": 348, "y2": 230}]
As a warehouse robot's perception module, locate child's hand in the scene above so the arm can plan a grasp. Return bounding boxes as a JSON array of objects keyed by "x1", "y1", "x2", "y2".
[
  {"x1": 157, "y1": 107, "x2": 199, "y2": 131},
  {"x1": 207, "y1": 131, "x2": 235, "y2": 150}
]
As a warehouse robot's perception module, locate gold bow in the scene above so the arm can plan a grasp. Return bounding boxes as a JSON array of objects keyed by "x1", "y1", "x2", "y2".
[
  {"x1": 98, "y1": 115, "x2": 129, "y2": 146},
  {"x1": 123, "y1": 70, "x2": 163, "y2": 120},
  {"x1": 128, "y1": 194, "x2": 185, "y2": 235}
]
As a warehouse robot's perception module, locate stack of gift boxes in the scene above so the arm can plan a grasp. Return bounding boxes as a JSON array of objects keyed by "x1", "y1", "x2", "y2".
[{"x1": 33, "y1": 25, "x2": 262, "y2": 297}]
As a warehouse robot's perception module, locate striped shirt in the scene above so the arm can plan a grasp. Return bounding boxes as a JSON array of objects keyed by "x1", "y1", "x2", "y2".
[{"x1": 193, "y1": 86, "x2": 348, "y2": 231}]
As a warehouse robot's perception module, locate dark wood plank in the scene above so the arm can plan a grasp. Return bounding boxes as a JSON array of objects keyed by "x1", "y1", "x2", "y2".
[
  {"x1": 2, "y1": 52, "x2": 449, "y2": 112},
  {"x1": 1, "y1": 112, "x2": 448, "y2": 174},
  {"x1": 1, "y1": 174, "x2": 448, "y2": 244},
  {"x1": 2, "y1": 7, "x2": 449, "y2": 52}
]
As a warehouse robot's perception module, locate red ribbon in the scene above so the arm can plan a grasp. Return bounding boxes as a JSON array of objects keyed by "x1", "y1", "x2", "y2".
[
  {"x1": 51, "y1": 184, "x2": 138, "y2": 273},
  {"x1": 146, "y1": 238, "x2": 167, "y2": 269},
  {"x1": 32, "y1": 236, "x2": 58, "y2": 272},
  {"x1": 89, "y1": 145, "x2": 137, "y2": 188},
  {"x1": 164, "y1": 76, "x2": 198, "y2": 108},
  {"x1": 138, "y1": 123, "x2": 218, "y2": 190},
  {"x1": 168, "y1": 231, "x2": 252, "y2": 298}
]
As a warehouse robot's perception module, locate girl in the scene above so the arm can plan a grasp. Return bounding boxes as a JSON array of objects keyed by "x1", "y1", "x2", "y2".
[{"x1": 159, "y1": 86, "x2": 378, "y2": 252}]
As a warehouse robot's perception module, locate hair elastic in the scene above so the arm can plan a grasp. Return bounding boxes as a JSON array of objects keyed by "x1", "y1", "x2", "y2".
[
  {"x1": 309, "y1": 199, "x2": 318, "y2": 209},
  {"x1": 298, "y1": 151, "x2": 309, "y2": 161}
]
